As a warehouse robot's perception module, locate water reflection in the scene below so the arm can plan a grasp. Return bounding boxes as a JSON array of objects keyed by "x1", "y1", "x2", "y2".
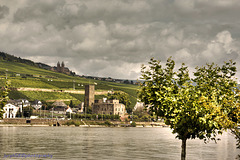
[{"x1": 0, "y1": 127, "x2": 238, "y2": 160}]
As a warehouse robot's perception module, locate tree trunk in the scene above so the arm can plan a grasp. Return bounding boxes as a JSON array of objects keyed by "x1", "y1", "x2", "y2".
[{"x1": 181, "y1": 138, "x2": 187, "y2": 160}]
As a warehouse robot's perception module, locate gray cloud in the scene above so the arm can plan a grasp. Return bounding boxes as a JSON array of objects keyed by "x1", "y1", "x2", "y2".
[
  {"x1": 0, "y1": 5, "x2": 9, "y2": 19},
  {"x1": 0, "y1": 0, "x2": 240, "y2": 80}
]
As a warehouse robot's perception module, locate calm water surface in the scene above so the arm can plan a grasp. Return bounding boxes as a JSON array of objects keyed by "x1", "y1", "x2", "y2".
[{"x1": 0, "y1": 127, "x2": 239, "y2": 160}]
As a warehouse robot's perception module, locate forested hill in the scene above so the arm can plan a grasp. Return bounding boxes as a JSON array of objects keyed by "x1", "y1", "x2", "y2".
[{"x1": 0, "y1": 52, "x2": 51, "y2": 69}]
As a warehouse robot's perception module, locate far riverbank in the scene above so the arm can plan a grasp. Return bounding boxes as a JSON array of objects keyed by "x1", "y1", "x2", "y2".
[{"x1": 0, "y1": 118, "x2": 168, "y2": 128}]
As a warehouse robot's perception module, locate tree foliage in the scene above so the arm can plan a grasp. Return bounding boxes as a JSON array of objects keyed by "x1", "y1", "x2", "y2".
[
  {"x1": 22, "y1": 106, "x2": 34, "y2": 118},
  {"x1": 69, "y1": 100, "x2": 74, "y2": 108},
  {"x1": 0, "y1": 81, "x2": 10, "y2": 118},
  {"x1": 139, "y1": 57, "x2": 239, "y2": 160}
]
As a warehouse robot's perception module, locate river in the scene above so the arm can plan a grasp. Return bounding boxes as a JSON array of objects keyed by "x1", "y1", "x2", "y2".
[{"x1": 0, "y1": 127, "x2": 239, "y2": 160}]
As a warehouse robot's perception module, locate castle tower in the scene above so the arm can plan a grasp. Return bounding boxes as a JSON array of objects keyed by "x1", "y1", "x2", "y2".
[
  {"x1": 61, "y1": 61, "x2": 65, "y2": 73},
  {"x1": 57, "y1": 61, "x2": 61, "y2": 72},
  {"x1": 84, "y1": 84, "x2": 95, "y2": 113}
]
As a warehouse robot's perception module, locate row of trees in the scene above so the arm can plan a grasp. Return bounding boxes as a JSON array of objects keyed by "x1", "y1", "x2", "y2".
[
  {"x1": 139, "y1": 57, "x2": 240, "y2": 160},
  {"x1": 66, "y1": 113, "x2": 120, "y2": 120},
  {"x1": 0, "y1": 52, "x2": 36, "y2": 66}
]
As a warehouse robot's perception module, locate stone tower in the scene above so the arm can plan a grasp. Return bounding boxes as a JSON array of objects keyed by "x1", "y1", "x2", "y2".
[
  {"x1": 57, "y1": 61, "x2": 61, "y2": 72},
  {"x1": 84, "y1": 84, "x2": 95, "y2": 113},
  {"x1": 61, "y1": 61, "x2": 65, "y2": 73}
]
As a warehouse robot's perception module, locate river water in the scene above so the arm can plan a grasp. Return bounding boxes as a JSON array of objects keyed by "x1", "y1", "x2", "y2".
[{"x1": 0, "y1": 127, "x2": 239, "y2": 160}]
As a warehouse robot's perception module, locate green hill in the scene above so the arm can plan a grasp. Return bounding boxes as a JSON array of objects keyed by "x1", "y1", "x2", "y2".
[{"x1": 0, "y1": 52, "x2": 139, "y2": 112}]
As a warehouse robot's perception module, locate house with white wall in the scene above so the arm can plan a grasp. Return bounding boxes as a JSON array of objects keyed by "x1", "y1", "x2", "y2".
[{"x1": 3, "y1": 103, "x2": 19, "y2": 118}]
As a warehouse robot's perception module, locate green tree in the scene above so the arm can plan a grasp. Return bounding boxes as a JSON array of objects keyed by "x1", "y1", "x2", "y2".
[
  {"x1": 69, "y1": 100, "x2": 74, "y2": 108},
  {"x1": 107, "y1": 91, "x2": 131, "y2": 113},
  {"x1": 139, "y1": 57, "x2": 239, "y2": 160},
  {"x1": 229, "y1": 92, "x2": 240, "y2": 157},
  {"x1": 23, "y1": 106, "x2": 34, "y2": 118},
  {"x1": 0, "y1": 81, "x2": 10, "y2": 118},
  {"x1": 86, "y1": 106, "x2": 92, "y2": 114}
]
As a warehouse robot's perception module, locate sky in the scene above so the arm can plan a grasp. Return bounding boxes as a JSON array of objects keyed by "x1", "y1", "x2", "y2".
[{"x1": 0, "y1": 0, "x2": 240, "y2": 81}]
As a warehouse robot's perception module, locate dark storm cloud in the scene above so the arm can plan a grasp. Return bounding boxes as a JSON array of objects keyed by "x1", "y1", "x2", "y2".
[{"x1": 0, "y1": 0, "x2": 240, "y2": 80}]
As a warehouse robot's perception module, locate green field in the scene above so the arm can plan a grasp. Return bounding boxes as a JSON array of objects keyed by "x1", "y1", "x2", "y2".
[{"x1": 0, "y1": 60, "x2": 139, "y2": 110}]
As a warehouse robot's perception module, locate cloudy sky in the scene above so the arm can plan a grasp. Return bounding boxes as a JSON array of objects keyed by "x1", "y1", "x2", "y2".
[{"x1": 0, "y1": 0, "x2": 240, "y2": 80}]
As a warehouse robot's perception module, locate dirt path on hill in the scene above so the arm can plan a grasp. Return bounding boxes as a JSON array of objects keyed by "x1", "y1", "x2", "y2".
[{"x1": 16, "y1": 87, "x2": 108, "y2": 95}]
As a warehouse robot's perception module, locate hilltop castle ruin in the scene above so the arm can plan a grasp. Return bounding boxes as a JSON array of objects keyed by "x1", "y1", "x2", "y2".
[{"x1": 51, "y1": 61, "x2": 74, "y2": 75}]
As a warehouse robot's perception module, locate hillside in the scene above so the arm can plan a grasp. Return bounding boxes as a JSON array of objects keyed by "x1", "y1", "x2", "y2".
[{"x1": 0, "y1": 52, "x2": 139, "y2": 111}]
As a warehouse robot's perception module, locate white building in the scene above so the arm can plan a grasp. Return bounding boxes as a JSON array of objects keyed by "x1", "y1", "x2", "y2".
[
  {"x1": 3, "y1": 103, "x2": 19, "y2": 118},
  {"x1": 31, "y1": 100, "x2": 42, "y2": 110},
  {"x1": 8, "y1": 99, "x2": 31, "y2": 112},
  {"x1": 133, "y1": 102, "x2": 145, "y2": 111},
  {"x1": 66, "y1": 106, "x2": 73, "y2": 113}
]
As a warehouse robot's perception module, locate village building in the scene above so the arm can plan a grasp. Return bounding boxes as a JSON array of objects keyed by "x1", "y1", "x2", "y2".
[
  {"x1": 7, "y1": 99, "x2": 31, "y2": 112},
  {"x1": 3, "y1": 103, "x2": 19, "y2": 118},
  {"x1": 66, "y1": 106, "x2": 73, "y2": 114},
  {"x1": 52, "y1": 100, "x2": 67, "y2": 108},
  {"x1": 92, "y1": 98, "x2": 126, "y2": 117},
  {"x1": 51, "y1": 107, "x2": 67, "y2": 114},
  {"x1": 83, "y1": 84, "x2": 126, "y2": 117},
  {"x1": 73, "y1": 102, "x2": 84, "y2": 113},
  {"x1": 31, "y1": 100, "x2": 42, "y2": 110},
  {"x1": 50, "y1": 106, "x2": 73, "y2": 115},
  {"x1": 133, "y1": 102, "x2": 145, "y2": 111},
  {"x1": 50, "y1": 101, "x2": 73, "y2": 114}
]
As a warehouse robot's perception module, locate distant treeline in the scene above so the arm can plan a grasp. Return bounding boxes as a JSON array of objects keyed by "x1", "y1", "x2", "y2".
[
  {"x1": 0, "y1": 52, "x2": 76, "y2": 76},
  {"x1": 0, "y1": 52, "x2": 51, "y2": 69},
  {"x1": 0, "y1": 52, "x2": 36, "y2": 66}
]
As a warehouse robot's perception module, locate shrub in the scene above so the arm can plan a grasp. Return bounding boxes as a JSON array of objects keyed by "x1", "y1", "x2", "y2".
[
  {"x1": 73, "y1": 121, "x2": 81, "y2": 126},
  {"x1": 104, "y1": 120, "x2": 112, "y2": 126},
  {"x1": 130, "y1": 121, "x2": 136, "y2": 127}
]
